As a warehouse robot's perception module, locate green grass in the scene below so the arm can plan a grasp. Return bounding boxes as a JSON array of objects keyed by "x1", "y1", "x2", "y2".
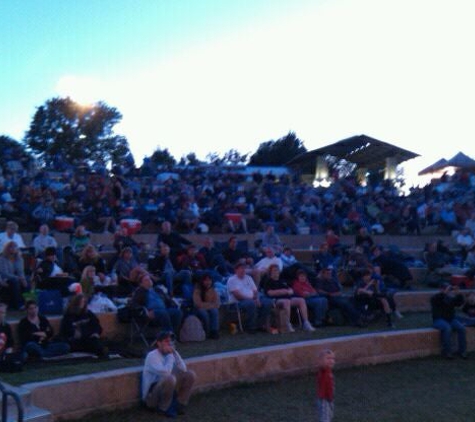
[
  {"x1": 0, "y1": 312, "x2": 431, "y2": 385},
  {"x1": 63, "y1": 355, "x2": 475, "y2": 422}
]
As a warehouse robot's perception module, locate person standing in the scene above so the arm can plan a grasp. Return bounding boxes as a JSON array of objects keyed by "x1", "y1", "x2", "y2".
[
  {"x1": 142, "y1": 331, "x2": 196, "y2": 417},
  {"x1": 316, "y1": 349, "x2": 336, "y2": 422}
]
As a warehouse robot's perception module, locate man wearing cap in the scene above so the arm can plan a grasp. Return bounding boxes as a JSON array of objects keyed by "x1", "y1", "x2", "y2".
[
  {"x1": 431, "y1": 283, "x2": 467, "y2": 359},
  {"x1": 314, "y1": 265, "x2": 365, "y2": 327},
  {"x1": 227, "y1": 261, "x2": 273, "y2": 333},
  {"x1": 142, "y1": 331, "x2": 196, "y2": 417}
]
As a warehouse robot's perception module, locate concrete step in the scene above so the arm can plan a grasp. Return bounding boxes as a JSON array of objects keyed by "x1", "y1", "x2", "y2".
[{"x1": 1, "y1": 383, "x2": 52, "y2": 422}]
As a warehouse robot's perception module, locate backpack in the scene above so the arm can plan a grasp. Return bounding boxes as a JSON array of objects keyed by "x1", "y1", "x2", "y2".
[{"x1": 179, "y1": 315, "x2": 206, "y2": 342}]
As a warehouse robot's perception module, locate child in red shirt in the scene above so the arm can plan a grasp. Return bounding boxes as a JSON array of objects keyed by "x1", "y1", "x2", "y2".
[{"x1": 316, "y1": 349, "x2": 335, "y2": 422}]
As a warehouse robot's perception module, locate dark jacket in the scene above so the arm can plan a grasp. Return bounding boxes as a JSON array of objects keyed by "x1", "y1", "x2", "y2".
[
  {"x1": 18, "y1": 315, "x2": 54, "y2": 346},
  {"x1": 60, "y1": 310, "x2": 103, "y2": 341},
  {"x1": 431, "y1": 292, "x2": 464, "y2": 322}
]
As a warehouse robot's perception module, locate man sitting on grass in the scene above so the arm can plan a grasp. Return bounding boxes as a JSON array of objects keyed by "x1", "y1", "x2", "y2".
[{"x1": 142, "y1": 330, "x2": 196, "y2": 417}]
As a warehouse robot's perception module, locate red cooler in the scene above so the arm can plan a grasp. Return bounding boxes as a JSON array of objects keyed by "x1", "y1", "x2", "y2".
[
  {"x1": 450, "y1": 275, "x2": 475, "y2": 289},
  {"x1": 224, "y1": 213, "x2": 243, "y2": 225},
  {"x1": 120, "y1": 219, "x2": 142, "y2": 235},
  {"x1": 54, "y1": 216, "x2": 74, "y2": 232}
]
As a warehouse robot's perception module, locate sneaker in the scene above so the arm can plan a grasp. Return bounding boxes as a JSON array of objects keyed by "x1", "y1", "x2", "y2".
[
  {"x1": 394, "y1": 311, "x2": 404, "y2": 319},
  {"x1": 303, "y1": 320, "x2": 316, "y2": 332},
  {"x1": 286, "y1": 323, "x2": 295, "y2": 333}
]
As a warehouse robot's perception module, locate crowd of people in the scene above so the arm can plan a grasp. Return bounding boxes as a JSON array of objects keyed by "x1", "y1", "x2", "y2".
[
  {"x1": 2, "y1": 148, "x2": 475, "y2": 239},
  {"x1": 2, "y1": 156, "x2": 475, "y2": 419}
]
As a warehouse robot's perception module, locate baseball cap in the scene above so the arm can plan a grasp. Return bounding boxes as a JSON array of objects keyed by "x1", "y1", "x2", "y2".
[{"x1": 156, "y1": 330, "x2": 175, "y2": 342}]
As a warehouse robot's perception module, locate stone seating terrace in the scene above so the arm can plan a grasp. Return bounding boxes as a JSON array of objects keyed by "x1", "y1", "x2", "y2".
[
  {"x1": 5, "y1": 232, "x2": 461, "y2": 420},
  {"x1": 5, "y1": 289, "x2": 474, "y2": 421}
]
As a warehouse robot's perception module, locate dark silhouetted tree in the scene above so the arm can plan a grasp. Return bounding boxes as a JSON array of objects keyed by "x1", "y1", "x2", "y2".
[
  {"x1": 206, "y1": 149, "x2": 249, "y2": 166},
  {"x1": 0, "y1": 135, "x2": 33, "y2": 163},
  {"x1": 24, "y1": 97, "x2": 131, "y2": 167},
  {"x1": 178, "y1": 152, "x2": 204, "y2": 166},
  {"x1": 149, "y1": 147, "x2": 177, "y2": 166},
  {"x1": 249, "y1": 131, "x2": 306, "y2": 166}
]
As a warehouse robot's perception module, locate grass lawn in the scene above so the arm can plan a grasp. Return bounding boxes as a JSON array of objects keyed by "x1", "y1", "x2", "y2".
[
  {"x1": 1, "y1": 312, "x2": 432, "y2": 385},
  {"x1": 64, "y1": 354, "x2": 475, "y2": 422}
]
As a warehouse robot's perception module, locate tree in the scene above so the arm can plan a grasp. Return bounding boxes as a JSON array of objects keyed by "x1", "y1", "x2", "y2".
[
  {"x1": 178, "y1": 153, "x2": 204, "y2": 166},
  {"x1": 24, "y1": 97, "x2": 132, "y2": 167},
  {"x1": 248, "y1": 131, "x2": 307, "y2": 166},
  {"x1": 148, "y1": 147, "x2": 177, "y2": 166},
  {"x1": 0, "y1": 135, "x2": 32, "y2": 163},
  {"x1": 206, "y1": 149, "x2": 249, "y2": 166}
]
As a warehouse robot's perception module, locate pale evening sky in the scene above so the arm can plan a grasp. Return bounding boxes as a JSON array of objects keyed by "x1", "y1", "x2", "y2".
[{"x1": 1, "y1": 0, "x2": 475, "y2": 186}]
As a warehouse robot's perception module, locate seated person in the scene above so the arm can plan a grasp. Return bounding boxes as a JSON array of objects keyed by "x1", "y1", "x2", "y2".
[
  {"x1": 80, "y1": 265, "x2": 110, "y2": 300},
  {"x1": 0, "y1": 221, "x2": 26, "y2": 251},
  {"x1": 113, "y1": 246, "x2": 141, "y2": 297},
  {"x1": 32, "y1": 224, "x2": 58, "y2": 259},
  {"x1": 431, "y1": 283, "x2": 466, "y2": 359},
  {"x1": 257, "y1": 224, "x2": 284, "y2": 255},
  {"x1": 222, "y1": 236, "x2": 251, "y2": 269},
  {"x1": 70, "y1": 225, "x2": 91, "y2": 256},
  {"x1": 142, "y1": 331, "x2": 196, "y2": 417},
  {"x1": 314, "y1": 265, "x2": 364, "y2": 327},
  {"x1": 354, "y1": 269, "x2": 394, "y2": 328},
  {"x1": 18, "y1": 299, "x2": 70, "y2": 361},
  {"x1": 192, "y1": 272, "x2": 220, "y2": 339},
  {"x1": 148, "y1": 243, "x2": 193, "y2": 300},
  {"x1": 424, "y1": 241, "x2": 464, "y2": 277},
  {"x1": 0, "y1": 302, "x2": 23, "y2": 372},
  {"x1": 261, "y1": 264, "x2": 315, "y2": 333},
  {"x1": 313, "y1": 242, "x2": 338, "y2": 274},
  {"x1": 59, "y1": 294, "x2": 109, "y2": 358},
  {"x1": 34, "y1": 247, "x2": 74, "y2": 296},
  {"x1": 371, "y1": 246, "x2": 413, "y2": 290},
  {"x1": 0, "y1": 240, "x2": 28, "y2": 309},
  {"x1": 113, "y1": 226, "x2": 140, "y2": 257},
  {"x1": 291, "y1": 269, "x2": 328, "y2": 327},
  {"x1": 78, "y1": 244, "x2": 113, "y2": 287},
  {"x1": 227, "y1": 261, "x2": 273, "y2": 333},
  {"x1": 130, "y1": 272, "x2": 183, "y2": 337},
  {"x1": 253, "y1": 246, "x2": 283, "y2": 286},
  {"x1": 0, "y1": 303, "x2": 14, "y2": 356}
]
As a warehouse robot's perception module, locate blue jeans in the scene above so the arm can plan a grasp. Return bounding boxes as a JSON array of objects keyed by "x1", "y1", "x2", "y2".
[
  {"x1": 23, "y1": 341, "x2": 71, "y2": 360},
  {"x1": 161, "y1": 270, "x2": 193, "y2": 300},
  {"x1": 194, "y1": 308, "x2": 219, "y2": 334},
  {"x1": 237, "y1": 296, "x2": 273, "y2": 331},
  {"x1": 152, "y1": 308, "x2": 183, "y2": 335},
  {"x1": 433, "y1": 318, "x2": 466, "y2": 355},
  {"x1": 305, "y1": 296, "x2": 328, "y2": 325}
]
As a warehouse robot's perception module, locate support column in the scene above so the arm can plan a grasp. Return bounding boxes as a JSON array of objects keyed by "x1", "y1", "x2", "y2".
[
  {"x1": 384, "y1": 157, "x2": 397, "y2": 180},
  {"x1": 313, "y1": 155, "x2": 330, "y2": 187}
]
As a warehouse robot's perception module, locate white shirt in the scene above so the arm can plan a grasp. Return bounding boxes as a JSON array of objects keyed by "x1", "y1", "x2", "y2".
[
  {"x1": 50, "y1": 262, "x2": 64, "y2": 276},
  {"x1": 227, "y1": 274, "x2": 257, "y2": 303},
  {"x1": 141, "y1": 348, "x2": 187, "y2": 400},
  {"x1": 0, "y1": 232, "x2": 26, "y2": 251},
  {"x1": 32, "y1": 234, "x2": 58, "y2": 255},
  {"x1": 254, "y1": 256, "x2": 283, "y2": 272}
]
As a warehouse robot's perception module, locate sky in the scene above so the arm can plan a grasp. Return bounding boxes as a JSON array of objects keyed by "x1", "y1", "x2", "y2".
[{"x1": 1, "y1": 0, "x2": 475, "y2": 187}]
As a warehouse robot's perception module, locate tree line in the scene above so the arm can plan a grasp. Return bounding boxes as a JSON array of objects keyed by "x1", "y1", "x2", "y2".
[{"x1": 1, "y1": 97, "x2": 307, "y2": 169}]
